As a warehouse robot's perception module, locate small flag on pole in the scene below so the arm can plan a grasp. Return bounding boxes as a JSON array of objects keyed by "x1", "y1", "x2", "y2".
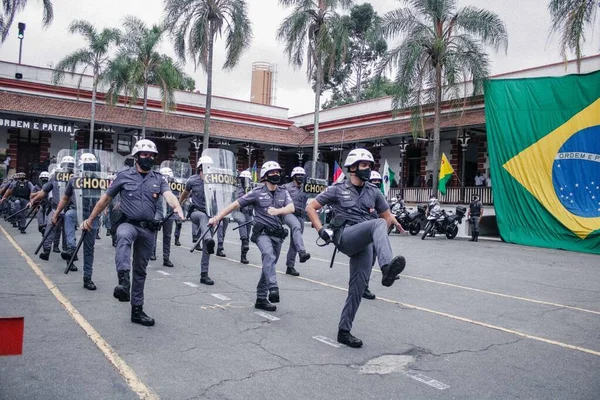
[
  {"x1": 439, "y1": 153, "x2": 454, "y2": 195},
  {"x1": 251, "y1": 161, "x2": 258, "y2": 182},
  {"x1": 382, "y1": 159, "x2": 396, "y2": 197},
  {"x1": 333, "y1": 161, "x2": 345, "y2": 183}
]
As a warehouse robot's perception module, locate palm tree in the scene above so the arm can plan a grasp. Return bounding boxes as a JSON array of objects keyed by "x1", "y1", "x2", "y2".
[
  {"x1": 105, "y1": 16, "x2": 186, "y2": 138},
  {"x1": 1, "y1": 0, "x2": 53, "y2": 42},
  {"x1": 379, "y1": 0, "x2": 507, "y2": 193},
  {"x1": 53, "y1": 20, "x2": 120, "y2": 148},
  {"x1": 277, "y1": 0, "x2": 353, "y2": 164},
  {"x1": 548, "y1": 0, "x2": 599, "y2": 72},
  {"x1": 163, "y1": 0, "x2": 252, "y2": 151}
]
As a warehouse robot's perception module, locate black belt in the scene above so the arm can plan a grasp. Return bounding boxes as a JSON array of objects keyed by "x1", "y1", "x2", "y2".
[{"x1": 123, "y1": 217, "x2": 154, "y2": 229}]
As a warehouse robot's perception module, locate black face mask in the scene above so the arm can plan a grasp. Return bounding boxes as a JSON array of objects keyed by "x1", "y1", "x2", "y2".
[
  {"x1": 294, "y1": 175, "x2": 305, "y2": 183},
  {"x1": 372, "y1": 181, "x2": 382, "y2": 188},
  {"x1": 19, "y1": 178, "x2": 25, "y2": 182},
  {"x1": 267, "y1": 174, "x2": 281, "y2": 184},
  {"x1": 356, "y1": 168, "x2": 371, "y2": 182},
  {"x1": 41, "y1": 179, "x2": 48, "y2": 184},
  {"x1": 137, "y1": 157, "x2": 154, "y2": 172}
]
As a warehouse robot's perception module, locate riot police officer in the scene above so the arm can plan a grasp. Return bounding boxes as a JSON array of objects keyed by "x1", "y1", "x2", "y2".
[
  {"x1": 33, "y1": 171, "x2": 50, "y2": 234},
  {"x1": 232, "y1": 170, "x2": 254, "y2": 264},
  {"x1": 152, "y1": 167, "x2": 179, "y2": 267},
  {"x1": 80, "y1": 139, "x2": 184, "y2": 326},
  {"x1": 306, "y1": 149, "x2": 406, "y2": 348},
  {"x1": 2, "y1": 172, "x2": 34, "y2": 234},
  {"x1": 53, "y1": 153, "x2": 101, "y2": 286},
  {"x1": 369, "y1": 171, "x2": 382, "y2": 190},
  {"x1": 178, "y1": 156, "x2": 216, "y2": 285},
  {"x1": 468, "y1": 195, "x2": 483, "y2": 242},
  {"x1": 282, "y1": 166, "x2": 311, "y2": 276},
  {"x1": 209, "y1": 161, "x2": 294, "y2": 312}
]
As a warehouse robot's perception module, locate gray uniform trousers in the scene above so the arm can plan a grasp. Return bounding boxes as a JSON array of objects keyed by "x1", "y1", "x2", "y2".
[
  {"x1": 152, "y1": 218, "x2": 174, "y2": 261},
  {"x1": 232, "y1": 210, "x2": 251, "y2": 240},
  {"x1": 14, "y1": 198, "x2": 28, "y2": 228},
  {"x1": 174, "y1": 221, "x2": 182, "y2": 239},
  {"x1": 64, "y1": 209, "x2": 99, "y2": 279},
  {"x1": 217, "y1": 218, "x2": 229, "y2": 248},
  {"x1": 190, "y1": 210, "x2": 213, "y2": 273},
  {"x1": 115, "y1": 223, "x2": 155, "y2": 306},
  {"x1": 337, "y1": 219, "x2": 394, "y2": 332},
  {"x1": 36, "y1": 205, "x2": 46, "y2": 229},
  {"x1": 255, "y1": 233, "x2": 283, "y2": 299},
  {"x1": 42, "y1": 209, "x2": 65, "y2": 251},
  {"x1": 470, "y1": 216, "x2": 480, "y2": 234},
  {"x1": 283, "y1": 214, "x2": 306, "y2": 268}
]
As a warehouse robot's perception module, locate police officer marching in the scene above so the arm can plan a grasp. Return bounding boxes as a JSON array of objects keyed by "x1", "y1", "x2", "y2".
[
  {"x1": 79, "y1": 139, "x2": 184, "y2": 326},
  {"x1": 1, "y1": 172, "x2": 34, "y2": 234},
  {"x1": 33, "y1": 171, "x2": 51, "y2": 234},
  {"x1": 282, "y1": 166, "x2": 311, "y2": 276},
  {"x1": 208, "y1": 161, "x2": 294, "y2": 312},
  {"x1": 306, "y1": 149, "x2": 407, "y2": 348},
  {"x1": 468, "y1": 195, "x2": 483, "y2": 242},
  {"x1": 152, "y1": 166, "x2": 179, "y2": 267},
  {"x1": 178, "y1": 156, "x2": 216, "y2": 285},
  {"x1": 231, "y1": 170, "x2": 254, "y2": 264}
]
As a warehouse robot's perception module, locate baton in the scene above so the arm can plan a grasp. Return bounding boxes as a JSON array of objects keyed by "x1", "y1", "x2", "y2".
[
  {"x1": 329, "y1": 246, "x2": 337, "y2": 268},
  {"x1": 65, "y1": 230, "x2": 87, "y2": 274},
  {"x1": 35, "y1": 214, "x2": 63, "y2": 254},
  {"x1": 190, "y1": 220, "x2": 221, "y2": 253},
  {"x1": 232, "y1": 219, "x2": 253, "y2": 231},
  {"x1": 6, "y1": 205, "x2": 35, "y2": 221},
  {"x1": 23, "y1": 206, "x2": 40, "y2": 230}
]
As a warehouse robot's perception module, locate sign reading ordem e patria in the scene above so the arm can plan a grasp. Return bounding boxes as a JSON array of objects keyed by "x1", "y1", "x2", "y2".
[{"x1": 0, "y1": 118, "x2": 77, "y2": 134}]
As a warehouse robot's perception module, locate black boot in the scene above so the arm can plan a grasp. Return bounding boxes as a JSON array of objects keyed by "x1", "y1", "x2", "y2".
[
  {"x1": 337, "y1": 329, "x2": 363, "y2": 348},
  {"x1": 298, "y1": 251, "x2": 311, "y2": 263},
  {"x1": 474, "y1": 233, "x2": 479, "y2": 242},
  {"x1": 83, "y1": 278, "x2": 97, "y2": 291},
  {"x1": 286, "y1": 266, "x2": 299, "y2": 276},
  {"x1": 216, "y1": 247, "x2": 226, "y2": 257},
  {"x1": 200, "y1": 272, "x2": 214, "y2": 285},
  {"x1": 53, "y1": 246, "x2": 61, "y2": 253},
  {"x1": 205, "y1": 239, "x2": 215, "y2": 255},
  {"x1": 241, "y1": 238, "x2": 250, "y2": 252},
  {"x1": 469, "y1": 232, "x2": 476, "y2": 242},
  {"x1": 39, "y1": 249, "x2": 50, "y2": 261},
  {"x1": 69, "y1": 263, "x2": 78, "y2": 271},
  {"x1": 150, "y1": 252, "x2": 156, "y2": 261},
  {"x1": 240, "y1": 249, "x2": 249, "y2": 264},
  {"x1": 61, "y1": 249, "x2": 78, "y2": 261},
  {"x1": 113, "y1": 270, "x2": 131, "y2": 302},
  {"x1": 255, "y1": 298, "x2": 276, "y2": 312},
  {"x1": 174, "y1": 236, "x2": 181, "y2": 246},
  {"x1": 163, "y1": 259, "x2": 174, "y2": 268},
  {"x1": 131, "y1": 306, "x2": 155, "y2": 326},
  {"x1": 363, "y1": 286, "x2": 376, "y2": 300},
  {"x1": 381, "y1": 256, "x2": 406, "y2": 287},
  {"x1": 268, "y1": 287, "x2": 280, "y2": 303}
]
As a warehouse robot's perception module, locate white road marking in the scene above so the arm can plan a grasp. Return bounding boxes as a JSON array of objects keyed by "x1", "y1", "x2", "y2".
[
  {"x1": 404, "y1": 370, "x2": 450, "y2": 390},
  {"x1": 254, "y1": 311, "x2": 280, "y2": 321},
  {"x1": 211, "y1": 293, "x2": 231, "y2": 301},
  {"x1": 313, "y1": 335, "x2": 342, "y2": 348},
  {"x1": 156, "y1": 270, "x2": 170, "y2": 276},
  {"x1": 183, "y1": 282, "x2": 198, "y2": 288}
]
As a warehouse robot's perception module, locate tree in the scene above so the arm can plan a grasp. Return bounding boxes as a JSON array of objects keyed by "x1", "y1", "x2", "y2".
[
  {"x1": 548, "y1": 0, "x2": 599, "y2": 72},
  {"x1": 53, "y1": 20, "x2": 120, "y2": 149},
  {"x1": 379, "y1": 0, "x2": 507, "y2": 194},
  {"x1": 105, "y1": 17, "x2": 186, "y2": 138},
  {"x1": 277, "y1": 0, "x2": 353, "y2": 164},
  {"x1": 179, "y1": 73, "x2": 196, "y2": 91},
  {"x1": 322, "y1": 76, "x2": 396, "y2": 109},
  {"x1": 1, "y1": 0, "x2": 53, "y2": 43},
  {"x1": 163, "y1": 0, "x2": 252, "y2": 151}
]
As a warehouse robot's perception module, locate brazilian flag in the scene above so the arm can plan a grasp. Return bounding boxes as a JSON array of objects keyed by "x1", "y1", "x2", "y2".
[{"x1": 485, "y1": 71, "x2": 600, "y2": 254}]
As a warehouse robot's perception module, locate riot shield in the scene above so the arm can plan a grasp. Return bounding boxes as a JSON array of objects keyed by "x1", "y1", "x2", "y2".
[
  {"x1": 55, "y1": 149, "x2": 77, "y2": 200},
  {"x1": 303, "y1": 160, "x2": 329, "y2": 198},
  {"x1": 160, "y1": 160, "x2": 192, "y2": 218},
  {"x1": 201, "y1": 148, "x2": 237, "y2": 217},
  {"x1": 73, "y1": 149, "x2": 124, "y2": 223}
]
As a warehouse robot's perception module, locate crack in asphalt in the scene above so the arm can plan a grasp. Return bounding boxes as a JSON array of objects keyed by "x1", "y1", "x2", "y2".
[
  {"x1": 522, "y1": 280, "x2": 600, "y2": 294},
  {"x1": 426, "y1": 339, "x2": 524, "y2": 357}
]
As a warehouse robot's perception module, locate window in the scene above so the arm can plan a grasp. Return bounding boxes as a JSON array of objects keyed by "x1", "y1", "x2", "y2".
[
  {"x1": 93, "y1": 136, "x2": 104, "y2": 150},
  {"x1": 117, "y1": 135, "x2": 132, "y2": 155}
]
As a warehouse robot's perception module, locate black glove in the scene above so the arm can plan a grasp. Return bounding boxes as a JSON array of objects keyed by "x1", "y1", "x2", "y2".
[{"x1": 318, "y1": 228, "x2": 331, "y2": 244}]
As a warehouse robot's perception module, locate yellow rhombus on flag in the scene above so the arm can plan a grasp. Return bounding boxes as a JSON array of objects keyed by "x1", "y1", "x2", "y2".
[{"x1": 439, "y1": 153, "x2": 454, "y2": 195}]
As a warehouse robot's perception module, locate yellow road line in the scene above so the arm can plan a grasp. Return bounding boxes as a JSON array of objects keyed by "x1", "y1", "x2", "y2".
[
  {"x1": 1, "y1": 225, "x2": 159, "y2": 400},
  {"x1": 182, "y1": 242, "x2": 600, "y2": 358}
]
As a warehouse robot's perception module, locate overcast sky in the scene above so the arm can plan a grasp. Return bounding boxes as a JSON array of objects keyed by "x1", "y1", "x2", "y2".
[{"x1": 1, "y1": 0, "x2": 598, "y2": 116}]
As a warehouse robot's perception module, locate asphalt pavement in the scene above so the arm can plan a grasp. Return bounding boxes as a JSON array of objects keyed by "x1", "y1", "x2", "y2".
[{"x1": 1, "y1": 218, "x2": 599, "y2": 400}]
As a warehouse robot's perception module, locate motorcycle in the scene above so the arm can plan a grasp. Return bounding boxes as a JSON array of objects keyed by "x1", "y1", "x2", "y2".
[{"x1": 421, "y1": 206, "x2": 467, "y2": 240}]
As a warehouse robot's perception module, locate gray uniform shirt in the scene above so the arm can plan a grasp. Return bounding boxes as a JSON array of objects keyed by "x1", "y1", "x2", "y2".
[
  {"x1": 106, "y1": 167, "x2": 169, "y2": 221},
  {"x1": 238, "y1": 185, "x2": 292, "y2": 229},
  {"x1": 236, "y1": 185, "x2": 253, "y2": 213},
  {"x1": 43, "y1": 173, "x2": 73, "y2": 207},
  {"x1": 314, "y1": 180, "x2": 389, "y2": 225},
  {"x1": 283, "y1": 181, "x2": 307, "y2": 217},
  {"x1": 185, "y1": 175, "x2": 206, "y2": 211}
]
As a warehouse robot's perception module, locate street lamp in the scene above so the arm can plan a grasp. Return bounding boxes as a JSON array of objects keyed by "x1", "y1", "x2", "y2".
[
  {"x1": 17, "y1": 22, "x2": 25, "y2": 64},
  {"x1": 191, "y1": 136, "x2": 202, "y2": 166},
  {"x1": 457, "y1": 129, "x2": 471, "y2": 187},
  {"x1": 398, "y1": 136, "x2": 409, "y2": 188}
]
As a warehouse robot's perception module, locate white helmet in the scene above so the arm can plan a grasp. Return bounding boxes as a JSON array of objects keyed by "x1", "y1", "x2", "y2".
[
  {"x1": 344, "y1": 148, "x2": 375, "y2": 167},
  {"x1": 131, "y1": 139, "x2": 158, "y2": 156},
  {"x1": 239, "y1": 170, "x2": 252, "y2": 179},
  {"x1": 61, "y1": 155, "x2": 75, "y2": 166},
  {"x1": 369, "y1": 171, "x2": 382, "y2": 181},
  {"x1": 260, "y1": 161, "x2": 282, "y2": 180},
  {"x1": 79, "y1": 153, "x2": 97, "y2": 164},
  {"x1": 39, "y1": 171, "x2": 50, "y2": 179},
  {"x1": 291, "y1": 167, "x2": 306, "y2": 177},
  {"x1": 196, "y1": 156, "x2": 214, "y2": 168},
  {"x1": 160, "y1": 167, "x2": 174, "y2": 178}
]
